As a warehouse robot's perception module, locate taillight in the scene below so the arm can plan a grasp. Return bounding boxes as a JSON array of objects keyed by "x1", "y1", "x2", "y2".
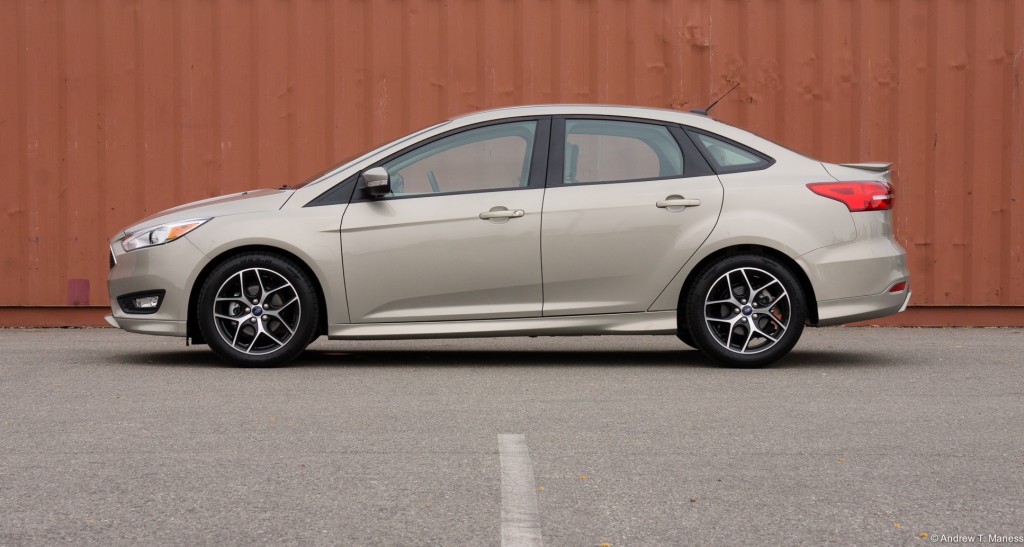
[{"x1": 806, "y1": 181, "x2": 893, "y2": 212}]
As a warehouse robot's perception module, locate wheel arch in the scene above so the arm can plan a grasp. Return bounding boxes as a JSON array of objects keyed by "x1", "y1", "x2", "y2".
[
  {"x1": 676, "y1": 244, "x2": 819, "y2": 327},
  {"x1": 186, "y1": 245, "x2": 329, "y2": 344}
]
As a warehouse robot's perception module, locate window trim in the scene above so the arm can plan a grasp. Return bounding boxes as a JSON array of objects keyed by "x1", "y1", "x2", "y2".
[
  {"x1": 545, "y1": 115, "x2": 713, "y2": 188},
  {"x1": 348, "y1": 116, "x2": 551, "y2": 203},
  {"x1": 683, "y1": 126, "x2": 776, "y2": 175}
]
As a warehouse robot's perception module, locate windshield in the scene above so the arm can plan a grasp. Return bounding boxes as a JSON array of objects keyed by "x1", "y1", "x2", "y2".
[{"x1": 292, "y1": 121, "x2": 451, "y2": 189}]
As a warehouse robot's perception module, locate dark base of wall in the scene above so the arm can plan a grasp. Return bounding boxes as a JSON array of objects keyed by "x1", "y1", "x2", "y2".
[{"x1": 2, "y1": 305, "x2": 1023, "y2": 328}]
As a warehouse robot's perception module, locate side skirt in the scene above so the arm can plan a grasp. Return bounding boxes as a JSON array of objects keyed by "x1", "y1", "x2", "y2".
[{"x1": 327, "y1": 311, "x2": 677, "y2": 340}]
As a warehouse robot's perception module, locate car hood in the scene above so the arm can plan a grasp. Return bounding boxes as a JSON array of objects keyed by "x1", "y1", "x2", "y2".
[{"x1": 116, "y1": 189, "x2": 294, "y2": 237}]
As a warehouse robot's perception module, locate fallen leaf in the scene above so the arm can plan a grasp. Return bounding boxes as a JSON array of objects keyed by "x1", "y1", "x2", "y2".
[
  {"x1": 920, "y1": 533, "x2": 928, "y2": 537},
  {"x1": 537, "y1": 486, "x2": 545, "y2": 491},
  {"x1": 837, "y1": 457, "x2": 845, "y2": 463},
  {"x1": 579, "y1": 475, "x2": 586, "y2": 481},
  {"x1": 893, "y1": 523, "x2": 901, "y2": 528},
  {"x1": 690, "y1": 497, "x2": 697, "y2": 503},
  {"x1": 599, "y1": 543, "x2": 611, "y2": 547}
]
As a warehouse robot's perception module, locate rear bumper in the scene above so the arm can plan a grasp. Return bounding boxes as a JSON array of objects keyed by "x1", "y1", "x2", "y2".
[{"x1": 816, "y1": 289, "x2": 911, "y2": 326}]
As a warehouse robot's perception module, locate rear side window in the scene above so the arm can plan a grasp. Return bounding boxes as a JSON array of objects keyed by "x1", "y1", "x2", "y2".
[
  {"x1": 564, "y1": 120, "x2": 684, "y2": 184},
  {"x1": 689, "y1": 130, "x2": 773, "y2": 173}
]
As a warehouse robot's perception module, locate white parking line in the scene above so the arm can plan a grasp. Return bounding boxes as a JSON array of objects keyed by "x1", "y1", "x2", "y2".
[{"x1": 498, "y1": 433, "x2": 543, "y2": 547}]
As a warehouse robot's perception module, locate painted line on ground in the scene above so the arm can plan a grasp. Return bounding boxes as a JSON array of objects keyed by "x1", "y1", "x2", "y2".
[{"x1": 498, "y1": 433, "x2": 543, "y2": 547}]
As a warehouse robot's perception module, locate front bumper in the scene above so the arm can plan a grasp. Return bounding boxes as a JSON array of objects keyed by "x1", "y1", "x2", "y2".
[{"x1": 107, "y1": 236, "x2": 209, "y2": 337}]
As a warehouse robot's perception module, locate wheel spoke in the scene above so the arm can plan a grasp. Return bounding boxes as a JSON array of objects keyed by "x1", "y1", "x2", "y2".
[
  {"x1": 231, "y1": 321, "x2": 244, "y2": 347},
  {"x1": 740, "y1": 327, "x2": 754, "y2": 352},
  {"x1": 211, "y1": 266, "x2": 301, "y2": 356},
  {"x1": 267, "y1": 314, "x2": 295, "y2": 334},
  {"x1": 245, "y1": 333, "x2": 259, "y2": 353},
  {"x1": 740, "y1": 269, "x2": 756, "y2": 302},
  {"x1": 757, "y1": 290, "x2": 788, "y2": 310},
  {"x1": 276, "y1": 296, "x2": 299, "y2": 310},
  {"x1": 750, "y1": 322, "x2": 779, "y2": 343},
  {"x1": 255, "y1": 269, "x2": 268, "y2": 300},
  {"x1": 703, "y1": 266, "x2": 792, "y2": 355},
  {"x1": 263, "y1": 328, "x2": 286, "y2": 348}
]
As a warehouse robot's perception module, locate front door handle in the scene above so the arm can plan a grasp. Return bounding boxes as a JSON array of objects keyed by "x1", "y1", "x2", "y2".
[
  {"x1": 656, "y1": 197, "x2": 701, "y2": 208},
  {"x1": 479, "y1": 208, "x2": 525, "y2": 220}
]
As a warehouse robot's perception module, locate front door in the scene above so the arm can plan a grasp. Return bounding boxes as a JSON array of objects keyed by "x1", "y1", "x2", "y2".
[{"x1": 341, "y1": 119, "x2": 549, "y2": 323}]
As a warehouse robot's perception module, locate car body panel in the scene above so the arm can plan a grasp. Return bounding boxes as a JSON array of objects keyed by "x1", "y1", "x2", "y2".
[
  {"x1": 341, "y1": 189, "x2": 544, "y2": 322},
  {"x1": 541, "y1": 174, "x2": 723, "y2": 315},
  {"x1": 107, "y1": 232, "x2": 209, "y2": 335},
  {"x1": 121, "y1": 189, "x2": 294, "y2": 237},
  {"x1": 183, "y1": 205, "x2": 351, "y2": 325},
  {"x1": 328, "y1": 311, "x2": 676, "y2": 339}
]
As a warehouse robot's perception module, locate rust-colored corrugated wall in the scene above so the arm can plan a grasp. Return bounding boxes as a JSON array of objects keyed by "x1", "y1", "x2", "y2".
[{"x1": 2, "y1": 0, "x2": 1023, "y2": 326}]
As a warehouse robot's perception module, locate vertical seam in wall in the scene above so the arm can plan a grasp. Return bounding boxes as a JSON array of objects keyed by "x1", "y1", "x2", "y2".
[
  {"x1": 707, "y1": 0, "x2": 713, "y2": 104},
  {"x1": 16, "y1": 0, "x2": 36, "y2": 300},
  {"x1": 962, "y1": 3, "x2": 976, "y2": 303},
  {"x1": 133, "y1": 2, "x2": 144, "y2": 217},
  {"x1": 95, "y1": 1, "x2": 108, "y2": 285},
  {"x1": 248, "y1": 1, "x2": 258, "y2": 186},
  {"x1": 514, "y1": 0, "x2": 524, "y2": 105},
  {"x1": 57, "y1": 0, "x2": 70, "y2": 297},
  {"x1": 287, "y1": 1, "x2": 297, "y2": 183},
  {"x1": 852, "y1": 0, "x2": 863, "y2": 160},
  {"x1": 925, "y1": 0, "x2": 938, "y2": 304},
  {"x1": 172, "y1": 0, "x2": 183, "y2": 204},
  {"x1": 999, "y1": 0, "x2": 1016, "y2": 304},
  {"x1": 325, "y1": 0, "x2": 335, "y2": 160},
  {"x1": 212, "y1": 0, "x2": 222, "y2": 196}
]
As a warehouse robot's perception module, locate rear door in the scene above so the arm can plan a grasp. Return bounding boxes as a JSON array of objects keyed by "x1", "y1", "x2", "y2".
[{"x1": 540, "y1": 117, "x2": 724, "y2": 316}]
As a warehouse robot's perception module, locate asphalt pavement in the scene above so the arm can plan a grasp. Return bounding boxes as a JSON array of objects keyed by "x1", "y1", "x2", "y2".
[{"x1": 1, "y1": 327, "x2": 1022, "y2": 546}]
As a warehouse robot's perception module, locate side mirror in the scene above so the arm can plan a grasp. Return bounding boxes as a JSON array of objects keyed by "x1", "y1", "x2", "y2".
[{"x1": 361, "y1": 167, "x2": 391, "y2": 197}]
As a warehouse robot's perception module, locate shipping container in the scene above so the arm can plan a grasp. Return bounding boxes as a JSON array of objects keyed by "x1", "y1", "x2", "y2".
[{"x1": 1, "y1": 0, "x2": 1022, "y2": 326}]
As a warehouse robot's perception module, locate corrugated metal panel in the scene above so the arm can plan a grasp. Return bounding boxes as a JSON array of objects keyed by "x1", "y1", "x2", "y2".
[{"x1": 1, "y1": 0, "x2": 1022, "y2": 311}]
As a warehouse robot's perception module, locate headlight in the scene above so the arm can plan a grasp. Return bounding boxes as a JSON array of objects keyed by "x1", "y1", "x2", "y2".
[{"x1": 121, "y1": 218, "x2": 210, "y2": 252}]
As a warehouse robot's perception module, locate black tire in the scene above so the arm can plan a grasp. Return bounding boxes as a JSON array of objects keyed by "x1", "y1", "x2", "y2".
[
  {"x1": 676, "y1": 323, "x2": 696, "y2": 348},
  {"x1": 685, "y1": 254, "x2": 806, "y2": 368},
  {"x1": 197, "y1": 252, "x2": 320, "y2": 367}
]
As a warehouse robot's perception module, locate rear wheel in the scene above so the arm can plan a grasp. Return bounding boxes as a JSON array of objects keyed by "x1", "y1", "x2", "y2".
[
  {"x1": 685, "y1": 254, "x2": 806, "y2": 367},
  {"x1": 197, "y1": 252, "x2": 319, "y2": 367}
]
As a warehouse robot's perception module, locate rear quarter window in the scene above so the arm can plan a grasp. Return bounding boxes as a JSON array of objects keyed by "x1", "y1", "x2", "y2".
[{"x1": 686, "y1": 129, "x2": 774, "y2": 174}]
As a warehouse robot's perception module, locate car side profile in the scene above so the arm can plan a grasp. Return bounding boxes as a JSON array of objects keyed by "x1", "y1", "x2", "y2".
[{"x1": 106, "y1": 105, "x2": 910, "y2": 367}]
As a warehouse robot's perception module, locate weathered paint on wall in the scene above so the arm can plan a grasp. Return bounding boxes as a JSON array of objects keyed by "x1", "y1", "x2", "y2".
[{"x1": 1, "y1": 0, "x2": 1022, "y2": 317}]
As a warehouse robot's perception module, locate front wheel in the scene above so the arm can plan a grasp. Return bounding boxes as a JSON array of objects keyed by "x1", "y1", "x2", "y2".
[
  {"x1": 197, "y1": 252, "x2": 320, "y2": 367},
  {"x1": 685, "y1": 254, "x2": 806, "y2": 368}
]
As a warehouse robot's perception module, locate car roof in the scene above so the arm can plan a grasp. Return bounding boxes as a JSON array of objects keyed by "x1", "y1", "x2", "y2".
[{"x1": 449, "y1": 104, "x2": 709, "y2": 124}]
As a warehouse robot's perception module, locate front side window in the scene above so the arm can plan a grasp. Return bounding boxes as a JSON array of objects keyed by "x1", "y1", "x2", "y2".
[
  {"x1": 690, "y1": 131, "x2": 772, "y2": 173},
  {"x1": 383, "y1": 121, "x2": 537, "y2": 196},
  {"x1": 564, "y1": 120, "x2": 684, "y2": 184}
]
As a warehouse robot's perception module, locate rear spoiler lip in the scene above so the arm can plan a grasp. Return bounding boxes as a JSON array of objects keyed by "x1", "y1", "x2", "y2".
[{"x1": 837, "y1": 162, "x2": 892, "y2": 173}]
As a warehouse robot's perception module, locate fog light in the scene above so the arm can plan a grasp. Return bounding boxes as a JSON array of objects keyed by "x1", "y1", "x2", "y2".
[
  {"x1": 134, "y1": 295, "x2": 160, "y2": 309},
  {"x1": 117, "y1": 290, "x2": 166, "y2": 314}
]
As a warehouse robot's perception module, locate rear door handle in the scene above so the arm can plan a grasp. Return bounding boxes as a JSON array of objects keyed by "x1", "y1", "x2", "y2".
[
  {"x1": 479, "y1": 208, "x2": 525, "y2": 220},
  {"x1": 656, "y1": 198, "x2": 701, "y2": 208}
]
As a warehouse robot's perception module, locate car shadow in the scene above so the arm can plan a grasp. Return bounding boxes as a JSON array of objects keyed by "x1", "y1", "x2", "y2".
[{"x1": 113, "y1": 345, "x2": 893, "y2": 370}]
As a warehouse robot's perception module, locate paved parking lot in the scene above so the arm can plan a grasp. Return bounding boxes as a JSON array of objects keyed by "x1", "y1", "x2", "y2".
[{"x1": 1, "y1": 327, "x2": 1022, "y2": 545}]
